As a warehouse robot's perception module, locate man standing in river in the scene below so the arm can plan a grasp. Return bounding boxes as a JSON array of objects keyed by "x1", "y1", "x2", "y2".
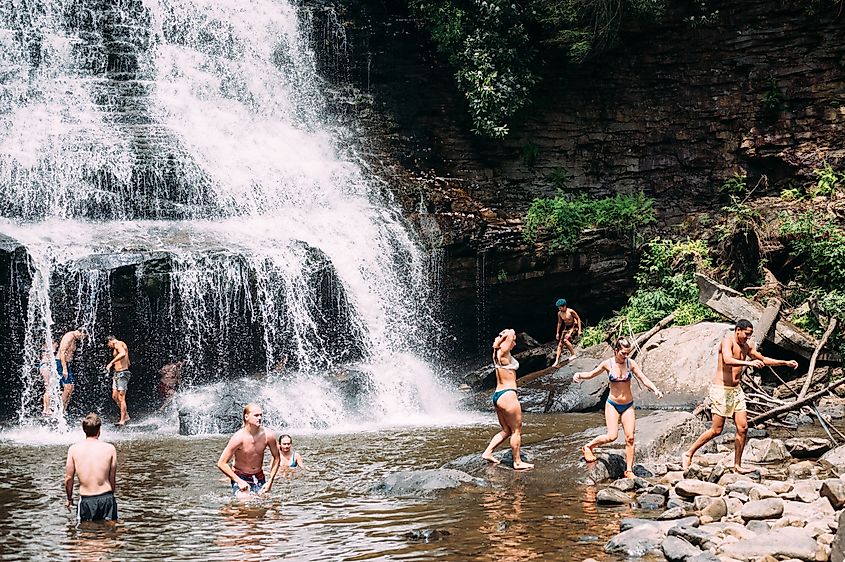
[
  {"x1": 217, "y1": 403, "x2": 281, "y2": 498},
  {"x1": 105, "y1": 335, "x2": 131, "y2": 426},
  {"x1": 65, "y1": 413, "x2": 118, "y2": 522},
  {"x1": 58, "y1": 328, "x2": 87, "y2": 410},
  {"x1": 682, "y1": 319, "x2": 798, "y2": 473}
]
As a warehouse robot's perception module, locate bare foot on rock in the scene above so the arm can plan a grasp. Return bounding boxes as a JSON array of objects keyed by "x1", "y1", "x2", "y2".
[
  {"x1": 681, "y1": 451, "x2": 692, "y2": 470},
  {"x1": 481, "y1": 454, "x2": 500, "y2": 464},
  {"x1": 513, "y1": 462, "x2": 534, "y2": 471}
]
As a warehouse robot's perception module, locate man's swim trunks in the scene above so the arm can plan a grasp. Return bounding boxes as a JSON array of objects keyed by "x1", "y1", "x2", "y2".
[
  {"x1": 112, "y1": 370, "x2": 131, "y2": 392},
  {"x1": 77, "y1": 491, "x2": 118, "y2": 522},
  {"x1": 56, "y1": 359, "x2": 74, "y2": 386},
  {"x1": 709, "y1": 383, "x2": 747, "y2": 417},
  {"x1": 231, "y1": 469, "x2": 266, "y2": 494}
]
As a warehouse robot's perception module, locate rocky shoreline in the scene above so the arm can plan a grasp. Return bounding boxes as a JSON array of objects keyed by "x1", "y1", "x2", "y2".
[{"x1": 589, "y1": 436, "x2": 845, "y2": 561}]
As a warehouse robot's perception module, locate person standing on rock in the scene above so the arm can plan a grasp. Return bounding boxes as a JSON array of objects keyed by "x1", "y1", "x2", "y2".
[
  {"x1": 217, "y1": 403, "x2": 281, "y2": 497},
  {"x1": 573, "y1": 337, "x2": 663, "y2": 478},
  {"x1": 682, "y1": 319, "x2": 798, "y2": 473},
  {"x1": 58, "y1": 327, "x2": 88, "y2": 411},
  {"x1": 554, "y1": 299, "x2": 582, "y2": 366},
  {"x1": 481, "y1": 329, "x2": 535, "y2": 470},
  {"x1": 64, "y1": 413, "x2": 119, "y2": 522},
  {"x1": 105, "y1": 335, "x2": 131, "y2": 426}
]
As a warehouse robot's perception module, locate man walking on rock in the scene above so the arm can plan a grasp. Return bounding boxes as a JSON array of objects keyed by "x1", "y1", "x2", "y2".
[
  {"x1": 554, "y1": 298, "x2": 581, "y2": 366},
  {"x1": 682, "y1": 319, "x2": 798, "y2": 473}
]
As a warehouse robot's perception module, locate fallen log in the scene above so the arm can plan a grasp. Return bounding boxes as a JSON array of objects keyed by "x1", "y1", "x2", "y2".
[
  {"x1": 797, "y1": 317, "x2": 839, "y2": 400},
  {"x1": 696, "y1": 274, "x2": 840, "y2": 362},
  {"x1": 750, "y1": 377, "x2": 845, "y2": 425},
  {"x1": 632, "y1": 312, "x2": 676, "y2": 355},
  {"x1": 773, "y1": 366, "x2": 831, "y2": 399}
]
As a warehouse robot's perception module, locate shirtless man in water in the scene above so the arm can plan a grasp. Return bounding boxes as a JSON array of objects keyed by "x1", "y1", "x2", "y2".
[
  {"x1": 682, "y1": 319, "x2": 798, "y2": 473},
  {"x1": 58, "y1": 328, "x2": 87, "y2": 410},
  {"x1": 105, "y1": 336, "x2": 131, "y2": 426},
  {"x1": 65, "y1": 413, "x2": 118, "y2": 521},
  {"x1": 217, "y1": 403, "x2": 281, "y2": 497},
  {"x1": 554, "y1": 299, "x2": 582, "y2": 366}
]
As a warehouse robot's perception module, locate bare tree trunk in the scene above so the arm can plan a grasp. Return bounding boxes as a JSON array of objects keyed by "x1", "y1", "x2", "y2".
[
  {"x1": 797, "y1": 317, "x2": 839, "y2": 400},
  {"x1": 751, "y1": 376, "x2": 845, "y2": 425}
]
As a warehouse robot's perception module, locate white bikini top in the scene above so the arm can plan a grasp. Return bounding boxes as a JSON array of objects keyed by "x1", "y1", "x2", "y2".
[{"x1": 493, "y1": 355, "x2": 520, "y2": 371}]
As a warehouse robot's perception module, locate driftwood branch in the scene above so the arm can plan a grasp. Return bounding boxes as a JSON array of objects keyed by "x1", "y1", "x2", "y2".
[
  {"x1": 633, "y1": 312, "x2": 676, "y2": 352},
  {"x1": 696, "y1": 274, "x2": 840, "y2": 361},
  {"x1": 751, "y1": 377, "x2": 845, "y2": 425},
  {"x1": 797, "y1": 317, "x2": 839, "y2": 400}
]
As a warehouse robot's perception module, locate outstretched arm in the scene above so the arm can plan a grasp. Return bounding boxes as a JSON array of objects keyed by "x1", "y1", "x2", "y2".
[
  {"x1": 721, "y1": 336, "x2": 763, "y2": 369},
  {"x1": 748, "y1": 345, "x2": 798, "y2": 369},
  {"x1": 573, "y1": 361, "x2": 607, "y2": 382},
  {"x1": 630, "y1": 359, "x2": 663, "y2": 398}
]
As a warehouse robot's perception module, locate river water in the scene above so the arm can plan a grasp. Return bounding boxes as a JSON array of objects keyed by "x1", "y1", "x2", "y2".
[{"x1": 0, "y1": 412, "x2": 652, "y2": 561}]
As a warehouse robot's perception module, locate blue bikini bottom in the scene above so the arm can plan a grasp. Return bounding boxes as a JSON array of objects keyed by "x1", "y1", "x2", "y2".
[{"x1": 607, "y1": 398, "x2": 634, "y2": 415}]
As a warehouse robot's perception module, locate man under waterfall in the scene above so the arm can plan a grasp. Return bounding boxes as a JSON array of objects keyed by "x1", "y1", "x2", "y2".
[
  {"x1": 105, "y1": 336, "x2": 132, "y2": 426},
  {"x1": 682, "y1": 319, "x2": 798, "y2": 473},
  {"x1": 216, "y1": 403, "x2": 281, "y2": 498},
  {"x1": 57, "y1": 328, "x2": 88, "y2": 411}
]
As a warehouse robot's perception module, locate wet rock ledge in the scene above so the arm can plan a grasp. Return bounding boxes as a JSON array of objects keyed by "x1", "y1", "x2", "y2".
[{"x1": 590, "y1": 438, "x2": 845, "y2": 561}]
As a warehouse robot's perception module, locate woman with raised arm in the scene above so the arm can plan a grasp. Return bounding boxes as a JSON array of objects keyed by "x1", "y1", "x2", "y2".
[
  {"x1": 481, "y1": 329, "x2": 534, "y2": 471},
  {"x1": 573, "y1": 337, "x2": 663, "y2": 478}
]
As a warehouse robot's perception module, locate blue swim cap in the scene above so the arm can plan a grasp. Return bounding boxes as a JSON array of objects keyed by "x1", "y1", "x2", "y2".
[{"x1": 555, "y1": 298, "x2": 567, "y2": 307}]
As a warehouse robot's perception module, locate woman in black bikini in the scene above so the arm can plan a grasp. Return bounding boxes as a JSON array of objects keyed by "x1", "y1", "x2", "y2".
[
  {"x1": 481, "y1": 329, "x2": 534, "y2": 470},
  {"x1": 573, "y1": 337, "x2": 663, "y2": 478}
]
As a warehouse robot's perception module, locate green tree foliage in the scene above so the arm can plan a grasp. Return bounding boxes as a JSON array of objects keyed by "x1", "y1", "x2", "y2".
[
  {"x1": 409, "y1": 0, "x2": 667, "y2": 137},
  {"x1": 580, "y1": 238, "x2": 715, "y2": 347},
  {"x1": 780, "y1": 212, "x2": 845, "y2": 293},
  {"x1": 523, "y1": 191, "x2": 655, "y2": 248}
]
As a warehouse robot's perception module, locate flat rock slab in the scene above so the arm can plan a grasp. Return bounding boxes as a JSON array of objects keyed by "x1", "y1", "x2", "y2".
[
  {"x1": 740, "y1": 498, "x2": 784, "y2": 521},
  {"x1": 785, "y1": 437, "x2": 832, "y2": 458},
  {"x1": 620, "y1": 516, "x2": 700, "y2": 534},
  {"x1": 717, "y1": 527, "x2": 818, "y2": 560},
  {"x1": 662, "y1": 535, "x2": 703, "y2": 562},
  {"x1": 604, "y1": 524, "x2": 665, "y2": 557},
  {"x1": 597, "y1": 487, "x2": 632, "y2": 505},
  {"x1": 371, "y1": 469, "x2": 487, "y2": 497},
  {"x1": 675, "y1": 479, "x2": 725, "y2": 498}
]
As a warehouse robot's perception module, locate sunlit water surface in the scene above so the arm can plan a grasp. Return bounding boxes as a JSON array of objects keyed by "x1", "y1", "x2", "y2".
[{"x1": 0, "y1": 413, "x2": 650, "y2": 561}]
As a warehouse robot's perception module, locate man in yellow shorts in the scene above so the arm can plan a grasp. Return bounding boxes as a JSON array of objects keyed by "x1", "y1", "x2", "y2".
[{"x1": 682, "y1": 319, "x2": 798, "y2": 473}]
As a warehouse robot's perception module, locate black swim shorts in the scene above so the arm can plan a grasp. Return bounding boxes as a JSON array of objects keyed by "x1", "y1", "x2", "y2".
[{"x1": 77, "y1": 491, "x2": 118, "y2": 522}]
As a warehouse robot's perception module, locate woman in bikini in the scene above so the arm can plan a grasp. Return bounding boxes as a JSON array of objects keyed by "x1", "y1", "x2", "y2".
[
  {"x1": 278, "y1": 434, "x2": 306, "y2": 471},
  {"x1": 573, "y1": 337, "x2": 663, "y2": 478},
  {"x1": 481, "y1": 329, "x2": 534, "y2": 470}
]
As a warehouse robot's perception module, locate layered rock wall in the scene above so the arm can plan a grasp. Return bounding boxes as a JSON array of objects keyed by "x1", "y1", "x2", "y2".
[{"x1": 328, "y1": 0, "x2": 845, "y2": 357}]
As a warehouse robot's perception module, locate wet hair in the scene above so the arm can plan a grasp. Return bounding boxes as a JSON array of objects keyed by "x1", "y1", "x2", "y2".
[
  {"x1": 736, "y1": 319, "x2": 753, "y2": 331},
  {"x1": 614, "y1": 337, "x2": 632, "y2": 351},
  {"x1": 555, "y1": 298, "x2": 567, "y2": 308},
  {"x1": 82, "y1": 412, "x2": 101, "y2": 437},
  {"x1": 76, "y1": 327, "x2": 88, "y2": 336},
  {"x1": 492, "y1": 329, "x2": 516, "y2": 350},
  {"x1": 105, "y1": 334, "x2": 117, "y2": 343},
  {"x1": 278, "y1": 434, "x2": 293, "y2": 445},
  {"x1": 243, "y1": 403, "x2": 258, "y2": 424}
]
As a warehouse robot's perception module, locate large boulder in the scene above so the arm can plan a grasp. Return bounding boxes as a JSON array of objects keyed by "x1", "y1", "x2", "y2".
[
  {"x1": 742, "y1": 438, "x2": 791, "y2": 464},
  {"x1": 624, "y1": 411, "x2": 709, "y2": 461},
  {"x1": 371, "y1": 469, "x2": 487, "y2": 498},
  {"x1": 632, "y1": 322, "x2": 729, "y2": 408},
  {"x1": 821, "y1": 444, "x2": 845, "y2": 475},
  {"x1": 520, "y1": 354, "x2": 610, "y2": 413}
]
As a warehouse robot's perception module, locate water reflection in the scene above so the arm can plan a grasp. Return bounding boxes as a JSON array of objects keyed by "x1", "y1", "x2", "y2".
[{"x1": 0, "y1": 414, "x2": 624, "y2": 561}]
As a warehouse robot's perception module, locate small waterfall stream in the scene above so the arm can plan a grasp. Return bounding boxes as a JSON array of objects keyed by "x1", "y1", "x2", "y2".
[{"x1": 0, "y1": 0, "x2": 457, "y2": 430}]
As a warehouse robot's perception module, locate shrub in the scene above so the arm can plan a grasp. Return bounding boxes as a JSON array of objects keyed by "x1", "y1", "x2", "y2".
[
  {"x1": 780, "y1": 212, "x2": 845, "y2": 292},
  {"x1": 809, "y1": 161, "x2": 844, "y2": 198},
  {"x1": 523, "y1": 192, "x2": 656, "y2": 248},
  {"x1": 720, "y1": 174, "x2": 747, "y2": 196}
]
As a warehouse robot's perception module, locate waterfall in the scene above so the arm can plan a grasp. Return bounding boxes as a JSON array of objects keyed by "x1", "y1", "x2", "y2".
[{"x1": 0, "y1": 0, "x2": 457, "y2": 429}]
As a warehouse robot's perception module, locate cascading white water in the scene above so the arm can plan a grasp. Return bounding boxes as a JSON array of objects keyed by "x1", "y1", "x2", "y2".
[{"x1": 0, "y1": 0, "x2": 459, "y2": 429}]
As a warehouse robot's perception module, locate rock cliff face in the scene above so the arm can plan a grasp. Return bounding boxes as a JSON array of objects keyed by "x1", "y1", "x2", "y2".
[{"x1": 321, "y1": 0, "x2": 845, "y2": 356}]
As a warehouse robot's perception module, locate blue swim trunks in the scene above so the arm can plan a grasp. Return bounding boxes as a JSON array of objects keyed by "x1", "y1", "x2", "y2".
[
  {"x1": 231, "y1": 470, "x2": 265, "y2": 494},
  {"x1": 56, "y1": 359, "x2": 74, "y2": 386}
]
